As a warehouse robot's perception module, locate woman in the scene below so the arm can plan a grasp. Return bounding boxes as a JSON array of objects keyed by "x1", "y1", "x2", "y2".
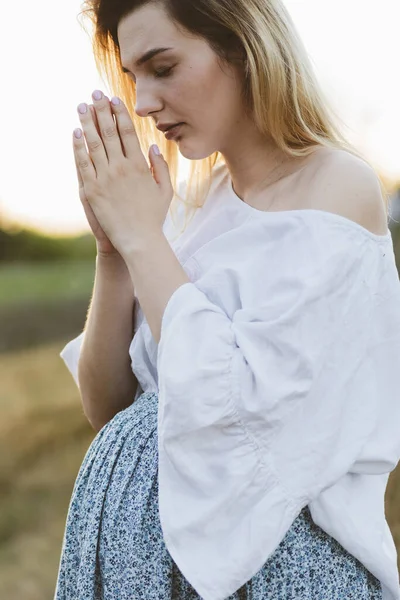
[{"x1": 56, "y1": 0, "x2": 400, "y2": 598}]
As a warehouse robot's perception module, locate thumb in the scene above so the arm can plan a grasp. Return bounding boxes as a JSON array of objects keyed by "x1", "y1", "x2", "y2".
[{"x1": 149, "y1": 144, "x2": 173, "y2": 194}]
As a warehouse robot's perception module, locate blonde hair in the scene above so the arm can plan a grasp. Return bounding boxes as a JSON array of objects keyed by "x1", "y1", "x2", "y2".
[{"x1": 79, "y1": 0, "x2": 390, "y2": 240}]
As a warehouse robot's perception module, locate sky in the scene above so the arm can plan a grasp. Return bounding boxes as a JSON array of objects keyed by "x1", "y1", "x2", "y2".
[{"x1": 1, "y1": 0, "x2": 399, "y2": 236}]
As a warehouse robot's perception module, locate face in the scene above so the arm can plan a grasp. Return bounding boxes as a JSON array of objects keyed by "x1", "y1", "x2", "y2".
[{"x1": 117, "y1": 3, "x2": 247, "y2": 160}]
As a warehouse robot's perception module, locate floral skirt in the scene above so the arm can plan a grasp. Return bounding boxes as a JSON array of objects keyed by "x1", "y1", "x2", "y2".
[{"x1": 54, "y1": 391, "x2": 383, "y2": 599}]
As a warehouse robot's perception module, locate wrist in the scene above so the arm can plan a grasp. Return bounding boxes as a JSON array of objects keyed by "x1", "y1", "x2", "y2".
[
  {"x1": 96, "y1": 251, "x2": 130, "y2": 276},
  {"x1": 122, "y1": 230, "x2": 166, "y2": 257},
  {"x1": 96, "y1": 249, "x2": 124, "y2": 261}
]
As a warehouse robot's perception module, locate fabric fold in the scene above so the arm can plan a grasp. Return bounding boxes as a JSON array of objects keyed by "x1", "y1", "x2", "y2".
[{"x1": 156, "y1": 217, "x2": 399, "y2": 599}]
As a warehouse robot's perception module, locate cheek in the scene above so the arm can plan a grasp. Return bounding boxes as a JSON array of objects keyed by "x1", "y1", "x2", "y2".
[
  {"x1": 170, "y1": 75, "x2": 207, "y2": 119},
  {"x1": 173, "y1": 60, "x2": 226, "y2": 113},
  {"x1": 171, "y1": 63, "x2": 229, "y2": 122}
]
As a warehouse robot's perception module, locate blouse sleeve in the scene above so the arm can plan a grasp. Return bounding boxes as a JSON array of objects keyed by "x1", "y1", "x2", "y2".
[
  {"x1": 156, "y1": 219, "x2": 386, "y2": 600},
  {"x1": 59, "y1": 331, "x2": 85, "y2": 390}
]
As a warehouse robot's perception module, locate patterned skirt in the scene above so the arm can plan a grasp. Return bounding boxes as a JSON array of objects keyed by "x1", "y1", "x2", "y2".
[{"x1": 54, "y1": 391, "x2": 383, "y2": 599}]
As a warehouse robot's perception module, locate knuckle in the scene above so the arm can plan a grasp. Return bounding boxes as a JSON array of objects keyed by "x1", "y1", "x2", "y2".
[
  {"x1": 95, "y1": 103, "x2": 108, "y2": 113},
  {"x1": 79, "y1": 158, "x2": 91, "y2": 170},
  {"x1": 120, "y1": 124, "x2": 136, "y2": 136},
  {"x1": 87, "y1": 138, "x2": 103, "y2": 152},
  {"x1": 101, "y1": 125, "x2": 117, "y2": 139}
]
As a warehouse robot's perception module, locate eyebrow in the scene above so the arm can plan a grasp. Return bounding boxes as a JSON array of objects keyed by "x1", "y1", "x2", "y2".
[{"x1": 121, "y1": 47, "x2": 173, "y2": 74}]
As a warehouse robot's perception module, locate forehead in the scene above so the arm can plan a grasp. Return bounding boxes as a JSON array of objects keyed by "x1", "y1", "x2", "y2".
[{"x1": 117, "y1": 4, "x2": 181, "y2": 65}]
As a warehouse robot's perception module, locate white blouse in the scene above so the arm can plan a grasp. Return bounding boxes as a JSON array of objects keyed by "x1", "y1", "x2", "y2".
[{"x1": 60, "y1": 162, "x2": 400, "y2": 600}]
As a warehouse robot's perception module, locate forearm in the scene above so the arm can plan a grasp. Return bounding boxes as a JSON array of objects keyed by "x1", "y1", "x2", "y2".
[
  {"x1": 78, "y1": 252, "x2": 139, "y2": 432},
  {"x1": 124, "y1": 233, "x2": 191, "y2": 345}
]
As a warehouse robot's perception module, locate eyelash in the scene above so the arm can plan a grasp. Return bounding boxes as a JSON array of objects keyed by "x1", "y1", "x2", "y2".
[{"x1": 154, "y1": 66, "x2": 173, "y2": 78}]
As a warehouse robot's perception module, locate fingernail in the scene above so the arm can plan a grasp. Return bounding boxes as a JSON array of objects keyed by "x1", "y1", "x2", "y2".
[
  {"x1": 152, "y1": 144, "x2": 161, "y2": 156},
  {"x1": 111, "y1": 96, "x2": 120, "y2": 105},
  {"x1": 74, "y1": 128, "x2": 82, "y2": 139},
  {"x1": 92, "y1": 90, "x2": 102, "y2": 100},
  {"x1": 78, "y1": 103, "x2": 87, "y2": 114}
]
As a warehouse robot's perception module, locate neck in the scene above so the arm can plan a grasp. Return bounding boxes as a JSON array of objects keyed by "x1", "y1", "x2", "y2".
[{"x1": 220, "y1": 119, "x2": 299, "y2": 202}]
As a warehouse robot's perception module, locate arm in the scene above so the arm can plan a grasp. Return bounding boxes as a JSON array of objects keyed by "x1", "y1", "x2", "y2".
[
  {"x1": 124, "y1": 233, "x2": 191, "y2": 345},
  {"x1": 78, "y1": 251, "x2": 139, "y2": 432}
]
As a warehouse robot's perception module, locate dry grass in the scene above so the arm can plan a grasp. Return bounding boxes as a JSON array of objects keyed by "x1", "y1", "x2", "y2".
[
  {"x1": 0, "y1": 340, "x2": 399, "y2": 599},
  {"x1": 0, "y1": 340, "x2": 95, "y2": 599}
]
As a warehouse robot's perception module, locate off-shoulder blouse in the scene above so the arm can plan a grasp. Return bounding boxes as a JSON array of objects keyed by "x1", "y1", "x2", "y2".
[{"x1": 60, "y1": 163, "x2": 400, "y2": 600}]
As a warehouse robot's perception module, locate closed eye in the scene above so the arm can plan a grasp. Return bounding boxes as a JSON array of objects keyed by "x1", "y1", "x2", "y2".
[{"x1": 154, "y1": 66, "x2": 174, "y2": 78}]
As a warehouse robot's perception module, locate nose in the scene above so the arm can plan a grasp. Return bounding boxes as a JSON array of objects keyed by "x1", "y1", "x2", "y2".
[{"x1": 134, "y1": 81, "x2": 163, "y2": 118}]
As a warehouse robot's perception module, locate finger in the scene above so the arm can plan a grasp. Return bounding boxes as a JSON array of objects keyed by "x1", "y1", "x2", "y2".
[
  {"x1": 74, "y1": 113, "x2": 97, "y2": 189},
  {"x1": 73, "y1": 146, "x2": 84, "y2": 191},
  {"x1": 89, "y1": 104, "x2": 101, "y2": 137},
  {"x1": 73, "y1": 128, "x2": 96, "y2": 184},
  {"x1": 91, "y1": 91, "x2": 124, "y2": 164},
  {"x1": 149, "y1": 144, "x2": 174, "y2": 197},
  {"x1": 92, "y1": 103, "x2": 119, "y2": 155},
  {"x1": 77, "y1": 102, "x2": 108, "y2": 173},
  {"x1": 73, "y1": 134, "x2": 93, "y2": 195},
  {"x1": 110, "y1": 96, "x2": 145, "y2": 163}
]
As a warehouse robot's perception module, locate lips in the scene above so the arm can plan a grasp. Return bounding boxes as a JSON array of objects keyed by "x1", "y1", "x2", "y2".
[
  {"x1": 166, "y1": 122, "x2": 183, "y2": 131},
  {"x1": 164, "y1": 123, "x2": 184, "y2": 140}
]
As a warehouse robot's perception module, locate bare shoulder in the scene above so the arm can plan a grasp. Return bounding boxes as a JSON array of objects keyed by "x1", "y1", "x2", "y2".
[{"x1": 303, "y1": 148, "x2": 388, "y2": 236}]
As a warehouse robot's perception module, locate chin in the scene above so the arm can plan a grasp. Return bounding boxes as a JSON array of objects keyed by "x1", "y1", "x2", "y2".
[{"x1": 177, "y1": 139, "x2": 218, "y2": 161}]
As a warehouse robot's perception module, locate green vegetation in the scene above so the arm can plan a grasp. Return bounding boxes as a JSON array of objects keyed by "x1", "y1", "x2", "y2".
[
  {"x1": 0, "y1": 216, "x2": 96, "y2": 263},
  {"x1": 0, "y1": 260, "x2": 95, "y2": 308},
  {"x1": 0, "y1": 260, "x2": 96, "y2": 355}
]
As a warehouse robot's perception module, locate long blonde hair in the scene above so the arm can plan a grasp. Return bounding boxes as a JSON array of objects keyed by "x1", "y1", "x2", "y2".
[{"x1": 79, "y1": 0, "x2": 390, "y2": 237}]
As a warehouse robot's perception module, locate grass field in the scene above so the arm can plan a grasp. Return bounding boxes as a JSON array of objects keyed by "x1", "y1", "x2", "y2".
[
  {"x1": 0, "y1": 340, "x2": 96, "y2": 599},
  {"x1": 0, "y1": 260, "x2": 95, "y2": 308},
  {"x1": 0, "y1": 260, "x2": 95, "y2": 354},
  {"x1": 0, "y1": 260, "x2": 97, "y2": 597},
  {"x1": 0, "y1": 259, "x2": 399, "y2": 598}
]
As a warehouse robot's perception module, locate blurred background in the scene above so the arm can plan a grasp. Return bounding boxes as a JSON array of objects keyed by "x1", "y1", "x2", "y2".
[{"x1": 1, "y1": 0, "x2": 400, "y2": 598}]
